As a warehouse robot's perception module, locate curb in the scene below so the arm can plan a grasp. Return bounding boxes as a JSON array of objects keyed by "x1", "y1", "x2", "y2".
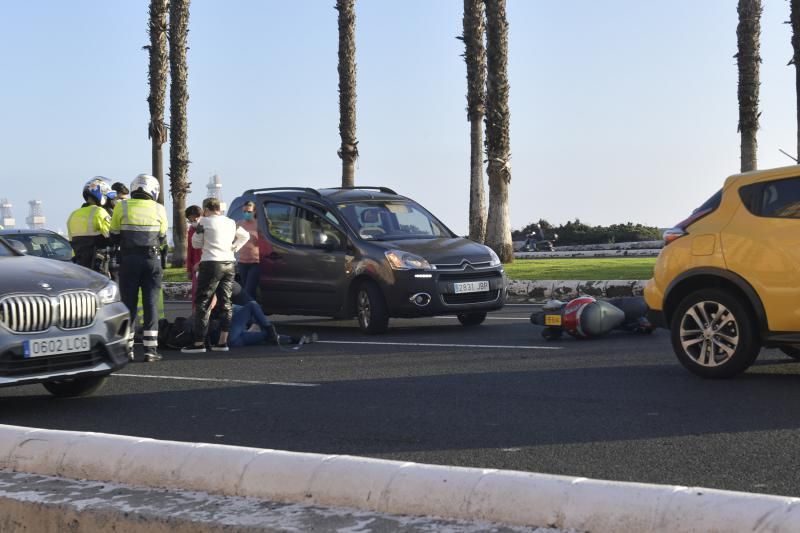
[
  {"x1": 164, "y1": 280, "x2": 648, "y2": 304},
  {"x1": 2, "y1": 424, "x2": 799, "y2": 532}
]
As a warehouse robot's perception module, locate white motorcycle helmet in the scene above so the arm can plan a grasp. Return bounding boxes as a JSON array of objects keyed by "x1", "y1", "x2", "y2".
[{"x1": 130, "y1": 174, "x2": 160, "y2": 201}]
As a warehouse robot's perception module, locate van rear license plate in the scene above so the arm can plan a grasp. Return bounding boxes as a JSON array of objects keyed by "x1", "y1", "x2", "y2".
[
  {"x1": 453, "y1": 281, "x2": 490, "y2": 294},
  {"x1": 544, "y1": 314, "x2": 562, "y2": 326},
  {"x1": 23, "y1": 334, "x2": 90, "y2": 358}
]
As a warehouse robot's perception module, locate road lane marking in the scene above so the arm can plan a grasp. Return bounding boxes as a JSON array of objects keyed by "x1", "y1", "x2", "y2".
[
  {"x1": 316, "y1": 340, "x2": 561, "y2": 350},
  {"x1": 432, "y1": 316, "x2": 530, "y2": 321},
  {"x1": 114, "y1": 374, "x2": 319, "y2": 387}
]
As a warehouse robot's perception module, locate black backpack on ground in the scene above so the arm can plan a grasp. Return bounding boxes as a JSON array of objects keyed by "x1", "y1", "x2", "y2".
[{"x1": 158, "y1": 317, "x2": 195, "y2": 350}]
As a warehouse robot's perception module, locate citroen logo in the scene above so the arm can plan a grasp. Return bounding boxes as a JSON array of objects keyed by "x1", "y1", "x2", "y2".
[{"x1": 38, "y1": 282, "x2": 52, "y2": 291}]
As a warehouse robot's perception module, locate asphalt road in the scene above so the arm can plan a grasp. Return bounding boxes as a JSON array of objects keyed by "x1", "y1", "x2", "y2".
[{"x1": 2, "y1": 303, "x2": 800, "y2": 498}]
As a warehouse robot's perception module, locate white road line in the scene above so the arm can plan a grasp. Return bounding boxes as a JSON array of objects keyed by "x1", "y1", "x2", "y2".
[
  {"x1": 316, "y1": 340, "x2": 561, "y2": 350},
  {"x1": 114, "y1": 374, "x2": 319, "y2": 387},
  {"x1": 432, "y1": 316, "x2": 530, "y2": 321}
]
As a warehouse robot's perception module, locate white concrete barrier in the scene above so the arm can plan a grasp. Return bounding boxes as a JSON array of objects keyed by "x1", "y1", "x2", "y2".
[
  {"x1": 1, "y1": 424, "x2": 799, "y2": 532},
  {"x1": 514, "y1": 249, "x2": 661, "y2": 259},
  {"x1": 513, "y1": 240, "x2": 664, "y2": 252},
  {"x1": 507, "y1": 279, "x2": 647, "y2": 303}
]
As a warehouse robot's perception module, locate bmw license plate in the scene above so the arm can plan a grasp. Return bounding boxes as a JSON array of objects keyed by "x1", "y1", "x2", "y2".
[
  {"x1": 453, "y1": 280, "x2": 490, "y2": 294},
  {"x1": 23, "y1": 334, "x2": 90, "y2": 358}
]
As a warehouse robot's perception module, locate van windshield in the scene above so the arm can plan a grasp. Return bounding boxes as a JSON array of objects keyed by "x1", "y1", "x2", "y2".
[{"x1": 337, "y1": 201, "x2": 452, "y2": 240}]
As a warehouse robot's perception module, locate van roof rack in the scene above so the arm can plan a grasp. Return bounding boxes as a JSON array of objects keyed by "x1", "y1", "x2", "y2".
[
  {"x1": 244, "y1": 187, "x2": 321, "y2": 196},
  {"x1": 329, "y1": 186, "x2": 398, "y2": 195}
]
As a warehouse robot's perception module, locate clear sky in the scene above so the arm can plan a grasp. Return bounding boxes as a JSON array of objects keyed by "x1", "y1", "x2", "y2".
[{"x1": 1, "y1": 1, "x2": 798, "y2": 236}]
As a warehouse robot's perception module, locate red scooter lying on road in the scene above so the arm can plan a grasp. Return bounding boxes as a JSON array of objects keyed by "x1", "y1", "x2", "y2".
[{"x1": 531, "y1": 296, "x2": 656, "y2": 340}]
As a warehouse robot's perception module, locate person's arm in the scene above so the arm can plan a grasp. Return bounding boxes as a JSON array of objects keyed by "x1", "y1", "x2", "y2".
[
  {"x1": 231, "y1": 225, "x2": 250, "y2": 253},
  {"x1": 96, "y1": 209, "x2": 111, "y2": 239},
  {"x1": 109, "y1": 202, "x2": 122, "y2": 245},
  {"x1": 158, "y1": 204, "x2": 168, "y2": 245},
  {"x1": 66, "y1": 211, "x2": 75, "y2": 241},
  {"x1": 186, "y1": 226, "x2": 197, "y2": 274}
]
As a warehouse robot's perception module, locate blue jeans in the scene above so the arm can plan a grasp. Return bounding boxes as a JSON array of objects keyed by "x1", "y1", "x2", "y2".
[
  {"x1": 228, "y1": 301, "x2": 273, "y2": 347},
  {"x1": 238, "y1": 262, "x2": 260, "y2": 301}
]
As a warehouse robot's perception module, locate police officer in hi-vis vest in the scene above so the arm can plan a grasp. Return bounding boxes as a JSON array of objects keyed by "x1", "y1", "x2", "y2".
[
  {"x1": 110, "y1": 174, "x2": 168, "y2": 363},
  {"x1": 67, "y1": 177, "x2": 113, "y2": 275}
]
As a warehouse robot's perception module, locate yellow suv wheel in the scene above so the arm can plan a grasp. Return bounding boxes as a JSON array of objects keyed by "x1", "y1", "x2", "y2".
[{"x1": 670, "y1": 289, "x2": 760, "y2": 378}]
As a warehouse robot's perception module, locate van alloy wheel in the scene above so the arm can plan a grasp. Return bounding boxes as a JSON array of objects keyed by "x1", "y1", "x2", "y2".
[
  {"x1": 355, "y1": 281, "x2": 389, "y2": 334},
  {"x1": 357, "y1": 289, "x2": 371, "y2": 329},
  {"x1": 678, "y1": 301, "x2": 739, "y2": 368}
]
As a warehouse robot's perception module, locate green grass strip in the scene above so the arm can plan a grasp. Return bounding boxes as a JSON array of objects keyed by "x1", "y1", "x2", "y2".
[{"x1": 503, "y1": 257, "x2": 656, "y2": 280}]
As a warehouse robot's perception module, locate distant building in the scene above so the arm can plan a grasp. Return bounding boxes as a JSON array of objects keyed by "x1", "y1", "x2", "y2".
[
  {"x1": 206, "y1": 174, "x2": 227, "y2": 214},
  {"x1": 1, "y1": 198, "x2": 15, "y2": 228},
  {"x1": 26, "y1": 200, "x2": 46, "y2": 229}
]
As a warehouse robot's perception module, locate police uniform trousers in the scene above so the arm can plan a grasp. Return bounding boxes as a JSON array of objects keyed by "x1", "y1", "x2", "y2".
[{"x1": 119, "y1": 249, "x2": 163, "y2": 355}]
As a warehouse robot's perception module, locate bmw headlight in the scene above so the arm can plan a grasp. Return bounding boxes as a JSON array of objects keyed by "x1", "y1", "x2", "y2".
[
  {"x1": 97, "y1": 282, "x2": 120, "y2": 305},
  {"x1": 487, "y1": 247, "x2": 502, "y2": 267},
  {"x1": 385, "y1": 250, "x2": 434, "y2": 271}
]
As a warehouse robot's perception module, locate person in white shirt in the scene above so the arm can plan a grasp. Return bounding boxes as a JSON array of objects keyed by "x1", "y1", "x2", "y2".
[{"x1": 182, "y1": 197, "x2": 250, "y2": 353}]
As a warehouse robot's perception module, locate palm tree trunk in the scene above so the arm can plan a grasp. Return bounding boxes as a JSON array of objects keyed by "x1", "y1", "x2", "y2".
[
  {"x1": 169, "y1": 0, "x2": 191, "y2": 268},
  {"x1": 460, "y1": 0, "x2": 487, "y2": 243},
  {"x1": 790, "y1": 0, "x2": 800, "y2": 160},
  {"x1": 484, "y1": 0, "x2": 513, "y2": 263},
  {"x1": 736, "y1": 0, "x2": 761, "y2": 172},
  {"x1": 146, "y1": 0, "x2": 169, "y2": 204},
  {"x1": 336, "y1": 0, "x2": 358, "y2": 187}
]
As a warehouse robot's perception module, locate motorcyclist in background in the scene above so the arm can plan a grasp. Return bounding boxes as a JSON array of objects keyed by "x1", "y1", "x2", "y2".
[{"x1": 66, "y1": 177, "x2": 113, "y2": 276}]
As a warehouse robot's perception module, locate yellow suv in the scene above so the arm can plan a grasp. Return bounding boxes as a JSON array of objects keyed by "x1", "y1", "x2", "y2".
[{"x1": 645, "y1": 165, "x2": 800, "y2": 378}]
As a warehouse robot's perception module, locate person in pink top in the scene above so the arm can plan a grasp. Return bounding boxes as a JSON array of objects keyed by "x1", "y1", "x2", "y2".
[
  {"x1": 236, "y1": 201, "x2": 261, "y2": 300},
  {"x1": 185, "y1": 205, "x2": 204, "y2": 312}
]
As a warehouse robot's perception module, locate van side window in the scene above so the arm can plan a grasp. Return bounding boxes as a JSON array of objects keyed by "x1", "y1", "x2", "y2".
[
  {"x1": 265, "y1": 203, "x2": 295, "y2": 244},
  {"x1": 300, "y1": 200, "x2": 341, "y2": 226},
  {"x1": 740, "y1": 177, "x2": 800, "y2": 218},
  {"x1": 265, "y1": 203, "x2": 344, "y2": 249},
  {"x1": 294, "y1": 207, "x2": 344, "y2": 248}
]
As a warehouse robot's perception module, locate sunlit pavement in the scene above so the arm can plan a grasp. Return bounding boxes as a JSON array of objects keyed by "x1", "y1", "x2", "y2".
[{"x1": 2, "y1": 302, "x2": 799, "y2": 498}]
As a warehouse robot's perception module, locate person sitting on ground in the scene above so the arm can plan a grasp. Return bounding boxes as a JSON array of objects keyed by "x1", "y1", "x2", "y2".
[
  {"x1": 218, "y1": 300, "x2": 314, "y2": 347},
  {"x1": 204, "y1": 284, "x2": 313, "y2": 347}
]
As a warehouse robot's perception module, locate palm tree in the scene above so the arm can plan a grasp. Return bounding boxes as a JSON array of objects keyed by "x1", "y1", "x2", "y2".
[
  {"x1": 169, "y1": 0, "x2": 191, "y2": 268},
  {"x1": 736, "y1": 0, "x2": 762, "y2": 172},
  {"x1": 790, "y1": 0, "x2": 800, "y2": 160},
  {"x1": 336, "y1": 0, "x2": 358, "y2": 187},
  {"x1": 459, "y1": 0, "x2": 487, "y2": 243},
  {"x1": 145, "y1": 0, "x2": 169, "y2": 204},
  {"x1": 484, "y1": 0, "x2": 513, "y2": 262}
]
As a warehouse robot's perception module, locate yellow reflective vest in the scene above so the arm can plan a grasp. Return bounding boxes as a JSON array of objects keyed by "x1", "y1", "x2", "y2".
[
  {"x1": 67, "y1": 205, "x2": 111, "y2": 243},
  {"x1": 110, "y1": 198, "x2": 168, "y2": 249}
]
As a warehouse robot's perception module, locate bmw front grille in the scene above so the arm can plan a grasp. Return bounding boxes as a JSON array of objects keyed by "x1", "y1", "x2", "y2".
[
  {"x1": 0, "y1": 292, "x2": 98, "y2": 333},
  {"x1": 58, "y1": 292, "x2": 98, "y2": 330}
]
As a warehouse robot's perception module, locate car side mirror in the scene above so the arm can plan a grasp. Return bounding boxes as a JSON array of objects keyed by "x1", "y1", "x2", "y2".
[
  {"x1": 314, "y1": 231, "x2": 343, "y2": 251},
  {"x1": 7, "y1": 239, "x2": 27, "y2": 255}
]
